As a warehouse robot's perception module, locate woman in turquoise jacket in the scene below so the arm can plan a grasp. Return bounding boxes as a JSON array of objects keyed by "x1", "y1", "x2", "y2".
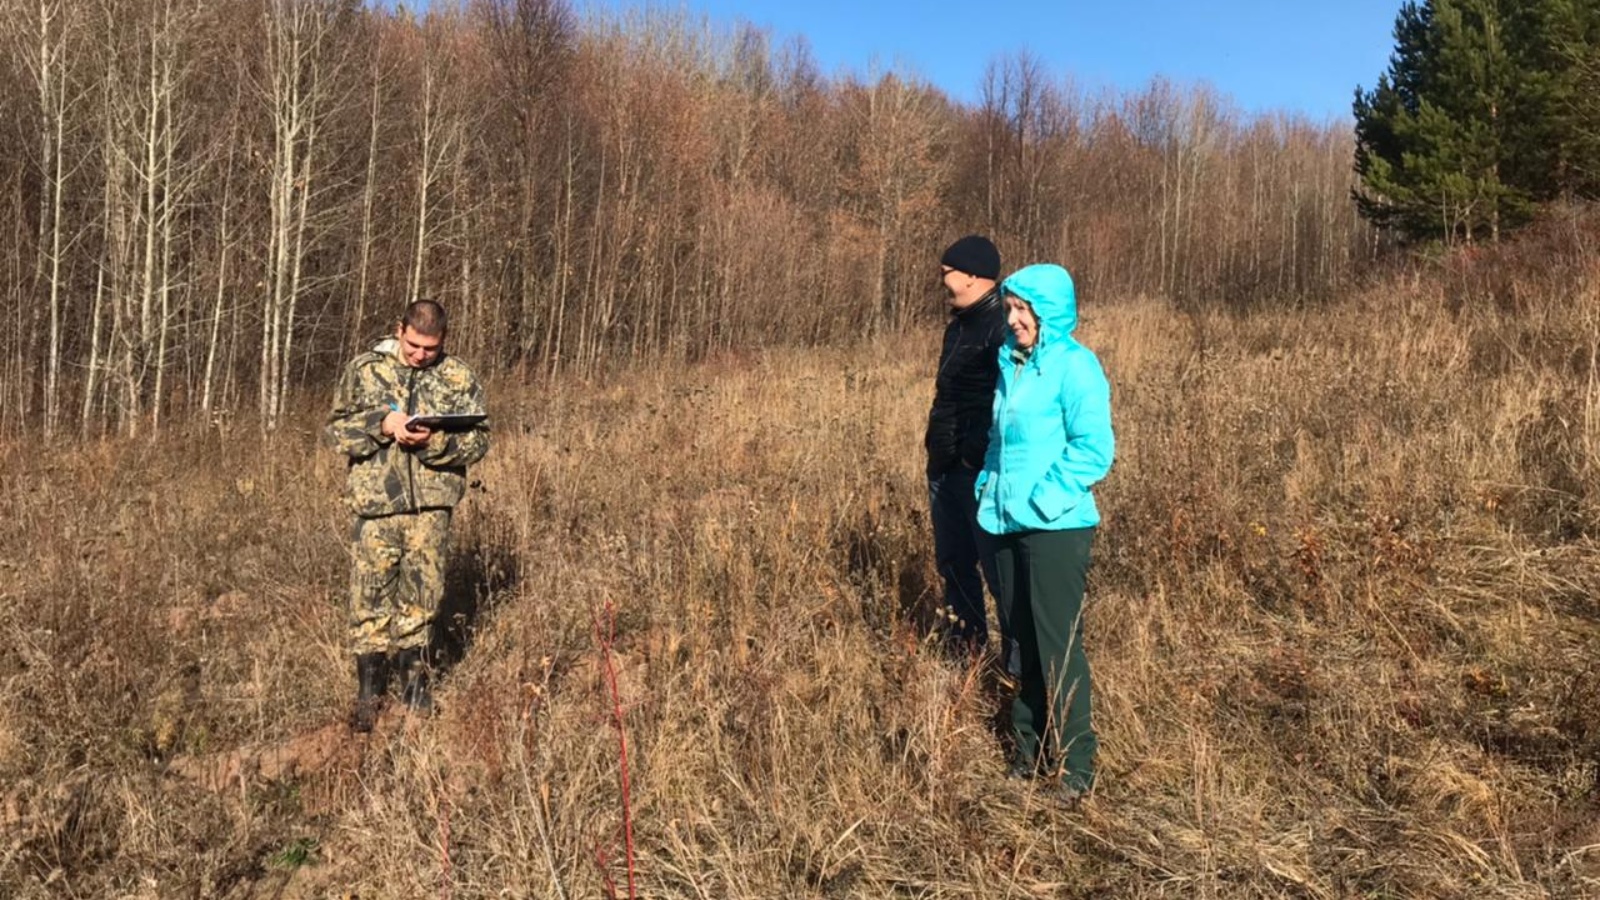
[{"x1": 975, "y1": 263, "x2": 1114, "y2": 799}]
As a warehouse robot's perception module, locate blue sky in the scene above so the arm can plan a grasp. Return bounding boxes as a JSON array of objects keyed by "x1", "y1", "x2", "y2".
[{"x1": 575, "y1": 0, "x2": 1405, "y2": 122}]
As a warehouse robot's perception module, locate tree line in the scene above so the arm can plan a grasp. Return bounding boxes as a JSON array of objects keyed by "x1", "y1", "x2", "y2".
[{"x1": 0, "y1": 0, "x2": 1373, "y2": 435}]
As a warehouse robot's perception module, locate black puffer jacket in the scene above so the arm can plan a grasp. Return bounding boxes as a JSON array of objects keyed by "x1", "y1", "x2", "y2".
[{"x1": 925, "y1": 288, "x2": 1008, "y2": 476}]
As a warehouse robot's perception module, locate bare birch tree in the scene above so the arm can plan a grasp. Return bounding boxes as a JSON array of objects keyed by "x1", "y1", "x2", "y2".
[{"x1": 258, "y1": 0, "x2": 337, "y2": 430}]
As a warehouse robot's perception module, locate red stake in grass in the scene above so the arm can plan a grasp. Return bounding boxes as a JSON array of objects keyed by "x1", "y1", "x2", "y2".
[{"x1": 594, "y1": 598, "x2": 638, "y2": 899}]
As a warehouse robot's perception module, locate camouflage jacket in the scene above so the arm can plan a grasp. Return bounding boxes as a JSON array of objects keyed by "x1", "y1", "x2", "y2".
[{"x1": 325, "y1": 339, "x2": 491, "y2": 518}]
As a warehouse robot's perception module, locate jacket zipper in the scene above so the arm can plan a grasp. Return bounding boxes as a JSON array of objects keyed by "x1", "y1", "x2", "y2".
[
  {"x1": 995, "y1": 347, "x2": 1041, "y2": 528},
  {"x1": 404, "y1": 366, "x2": 418, "y2": 512}
]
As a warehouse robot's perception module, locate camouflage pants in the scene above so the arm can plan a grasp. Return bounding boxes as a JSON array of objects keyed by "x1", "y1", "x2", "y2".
[{"x1": 347, "y1": 509, "x2": 452, "y2": 656}]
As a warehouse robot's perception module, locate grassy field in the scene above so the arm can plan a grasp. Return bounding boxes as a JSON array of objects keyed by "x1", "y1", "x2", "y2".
[{"x1": 3, "y1": 262, "x2": 1599, "y2": 897}]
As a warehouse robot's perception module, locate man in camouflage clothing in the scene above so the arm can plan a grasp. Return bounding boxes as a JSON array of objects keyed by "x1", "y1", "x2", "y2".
[{"x1": 325, "y1": 300, "x2": 490, "y2": 731}]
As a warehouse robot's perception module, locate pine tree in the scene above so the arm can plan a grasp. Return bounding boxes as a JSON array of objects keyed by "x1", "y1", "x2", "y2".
[
  {"x1": 1504, "y1": 0, "x2": 1586, "y2": 199},
  {"x1": 1356, "y1": 0, "x2": 1600, "y2": 244},
  {"x1": 1541, "y1": 0, "x2": 1600, "y2": 198},
  {"x1": 1355, "y1": 0, "x2": 1525, "y2": 244}
]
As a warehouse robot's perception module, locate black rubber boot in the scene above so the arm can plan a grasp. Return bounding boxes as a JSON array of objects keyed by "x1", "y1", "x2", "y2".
[
  {"x1": 392, "y1": 647, "x2": 433, "y2": 714},
  {"x1": 349, "y1": 652, "x2": 390, "y2": 733}
]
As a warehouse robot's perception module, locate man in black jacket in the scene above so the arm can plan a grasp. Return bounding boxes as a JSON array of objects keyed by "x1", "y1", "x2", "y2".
[{"x1": 926, "y1": 235, "x2": 1011, "y2": 672}]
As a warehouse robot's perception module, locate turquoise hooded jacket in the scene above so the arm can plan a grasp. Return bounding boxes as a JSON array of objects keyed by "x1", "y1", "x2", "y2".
[{"x1": 975, "y1": 264, "x2": 1114, "y2": 534}]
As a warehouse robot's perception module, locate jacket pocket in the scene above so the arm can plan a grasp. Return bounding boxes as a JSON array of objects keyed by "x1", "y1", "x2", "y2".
[{"x1": 1026, "y1": 479, "x2": 1077, "y2": 524}]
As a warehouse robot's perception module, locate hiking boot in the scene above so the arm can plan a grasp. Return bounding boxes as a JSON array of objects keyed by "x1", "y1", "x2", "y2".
[
  {"x1": 1051, "y1": 782, "x2": 1088, "y2": 810},
  {"x1": 1006, "y1": 755, "x2": 1039, "y2": 781},
  {"x1": 1051, "y1": 776, "x2": 1094, "y2": 809},
  {"x1": 349, "y1": 652, "x2": 390, "y2": 733}
]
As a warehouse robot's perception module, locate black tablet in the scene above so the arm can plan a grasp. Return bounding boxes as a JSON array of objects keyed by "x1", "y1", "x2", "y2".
[{"x1": 404, "y1": 413, "x2": 486, "y2": 432}]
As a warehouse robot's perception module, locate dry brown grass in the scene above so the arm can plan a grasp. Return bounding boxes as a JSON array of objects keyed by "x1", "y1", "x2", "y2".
[{"x1": 3, "y1": 260, "x2": 1600, "y2": 898}]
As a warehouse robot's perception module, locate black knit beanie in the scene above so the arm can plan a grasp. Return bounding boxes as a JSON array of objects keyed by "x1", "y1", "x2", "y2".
[{"x1": 940, "y1": 235, "x2": 1001, "y2": 280}]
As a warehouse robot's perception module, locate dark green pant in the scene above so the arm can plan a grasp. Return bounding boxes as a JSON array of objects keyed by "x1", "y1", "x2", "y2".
[{"x1": 994, "y1": 526, "x2": 1096, "y2": 790}]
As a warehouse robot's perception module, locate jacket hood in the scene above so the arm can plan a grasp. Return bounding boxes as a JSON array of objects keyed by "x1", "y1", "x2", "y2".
[{"x1": 1001, "y1": 264, "x2": 1076, "y2": 344}]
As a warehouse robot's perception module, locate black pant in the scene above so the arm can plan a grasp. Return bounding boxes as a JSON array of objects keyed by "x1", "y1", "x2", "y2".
[
  {"x1": 928, "y1": 466, "x2": 1009, "y2": 669},
  {"x1": 993, "y1": 526, "x2": 1096, "y2": 790}
]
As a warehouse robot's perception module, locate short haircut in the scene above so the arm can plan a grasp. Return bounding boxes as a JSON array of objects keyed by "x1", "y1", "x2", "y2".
[{"x1": 402, "y1": 299, "x2": 448, "y2": 336}]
